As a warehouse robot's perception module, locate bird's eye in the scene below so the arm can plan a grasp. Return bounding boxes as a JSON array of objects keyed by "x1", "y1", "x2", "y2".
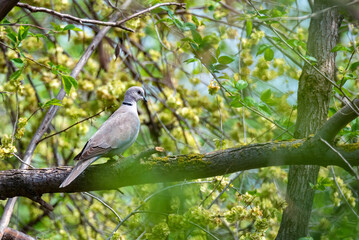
[{"x1": 137, "y1": 91, "x2": 141, "y2": 95}]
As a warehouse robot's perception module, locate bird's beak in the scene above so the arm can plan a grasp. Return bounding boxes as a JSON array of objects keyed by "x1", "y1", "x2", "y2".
[{"x1": 143, "y1": 96, "x2": 147, "y2": 102}]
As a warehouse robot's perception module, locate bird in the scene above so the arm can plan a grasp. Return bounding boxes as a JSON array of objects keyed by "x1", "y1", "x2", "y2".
[{"x1": 59, "y1": 86, "x2": 147, "y2": 188}]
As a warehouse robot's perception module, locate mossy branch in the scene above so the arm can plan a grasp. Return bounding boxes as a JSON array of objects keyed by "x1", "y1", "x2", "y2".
[
  {"x1": 0, "y1": 99, "x2": 358, "y2": 200},
  {"x1": 0, "y1": 139, "x2": 358, "y2": 200}
]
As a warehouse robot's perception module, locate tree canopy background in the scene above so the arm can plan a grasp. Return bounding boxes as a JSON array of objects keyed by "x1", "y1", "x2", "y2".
[{"x1": 0, "y1": 0, "x2": 359, "y2": 239}]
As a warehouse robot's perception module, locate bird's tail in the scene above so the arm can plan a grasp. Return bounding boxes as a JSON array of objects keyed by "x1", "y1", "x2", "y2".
[{"x1": 59, "y1": 157, "x2": 97, "y2": 188}]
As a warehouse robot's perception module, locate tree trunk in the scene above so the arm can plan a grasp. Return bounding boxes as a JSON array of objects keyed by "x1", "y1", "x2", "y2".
[{"x1": 276, "y1": 0, "x2": 341, "y2": 239}]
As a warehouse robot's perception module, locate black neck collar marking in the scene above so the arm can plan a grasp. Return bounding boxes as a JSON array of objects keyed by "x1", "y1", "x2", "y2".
[{"x1": 122, "y1": 101, "x2": 133, "y2": 106}]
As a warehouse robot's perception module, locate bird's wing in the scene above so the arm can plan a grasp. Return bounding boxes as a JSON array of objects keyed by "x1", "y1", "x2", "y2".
[{"x1": 76, "y1": 106, "x2": 140, "y2": 161}]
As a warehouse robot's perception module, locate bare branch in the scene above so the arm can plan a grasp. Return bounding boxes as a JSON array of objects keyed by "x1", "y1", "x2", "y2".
[
  {"x1": 1, "y1": 138, "x2": 359, "y2": 199},
  {"x1": 37, "y1": 108, "x2": 108, "y2": 143},
  {"x1": 316, "y1": 99, "x2": 359, "y2": 142},
  {"x1": 106, "y1": 181, "x2": 213, "y2": 239},
  {"x1": 260, "y1": 0, "x2": 359, "y2": 22},
  {"x1": 320, "y1": 137, "x2": 359, "y2": 181},
  {"x1": 83, "y1": 192, "x2": 121, "y2": 221},
  {"x1": 3, "y1": 227, "x2": 35, "y2": 240},
  {"x1": 16, "y1": 2, "x2": 185, "y2": 32}
]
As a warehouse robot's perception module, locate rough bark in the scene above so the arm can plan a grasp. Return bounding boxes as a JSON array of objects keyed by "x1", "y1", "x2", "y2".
[
  {"x1": 0, "y1": 98, "x2": 357, "y2": 199},
  {"x1": 2, "y1": 228, "x2": 35, "y2": 240},
  {"x1": 0, "y1": 137, "x2": 358, "y2": 199},
  {"x1": 276, "y1": 0, "x2": 342, "y2": 239}
]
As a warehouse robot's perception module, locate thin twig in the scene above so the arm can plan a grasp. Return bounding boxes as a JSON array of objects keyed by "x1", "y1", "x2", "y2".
[
  {"x1": 37, "y1": 108, "x2": 107, "y2": 143},
  {"x1": 187, "y1": 220, "x2": 220, "y2": 240},
  {"x1": 320, "y1": 137, "x2": 359, "y2": 181},
  {"x1": 106, "y1": 181, "x2": 213, "y2": 239},
  {"x1": 133, "y1": 210, "x2": 220, "y2": 240},
  {"x1": 0, "y1": 41, "x2": 52, "y2": 71},
  {"x1": 16, "y1": 2, "x2": 186, "y2": 32},
  {"x1": 330, "y1": 166, "x2": 359, "y2": 218},
  {"x1": 12, "y1": 153, "x2": 34, "y2": 169},
  {"x1": 0, "y1": 23, "x2": 60, "y2": 33},
  {"x1": 216, "y1": 96, "x2": 224, "y2": 149},
  {"x1": 260, "y1": 0, "x2": 359, "y2": 22},
  {"x1": 83, "y1": 192, "x2": 122, "y2": 221},
  {"x1": 207, "y1": 171, "x2": 243, "y2": 209},
  {"x1": 11, "y1": 92, "x2": 19, "y2": 145},
  {"x1": 246, "y1": 0, "x2": 359, "y2": 114}
]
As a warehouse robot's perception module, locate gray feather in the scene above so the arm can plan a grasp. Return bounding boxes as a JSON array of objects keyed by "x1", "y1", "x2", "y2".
[{"x1": 59, "y1": 157, "x2": 97, "y2": 188}]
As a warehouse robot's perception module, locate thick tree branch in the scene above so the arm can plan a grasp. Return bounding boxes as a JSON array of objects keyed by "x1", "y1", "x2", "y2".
[
  {"x1": 3, "y1": 227, "x2": 35, "y2": 240},
  {"x1": 0, "y1": 138, "x2": 358, "y2": 200},
  {"x1": 0, "y1": 100, "x2": 358, "y2": 200},
  {"x1": 315, "y1": 98, "x2": 359, "y2": 142}
]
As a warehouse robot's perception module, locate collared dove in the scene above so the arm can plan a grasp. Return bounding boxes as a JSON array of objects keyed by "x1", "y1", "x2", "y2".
[{"x1": 59, "y1": 86, "x2": 147, "y2": 188}]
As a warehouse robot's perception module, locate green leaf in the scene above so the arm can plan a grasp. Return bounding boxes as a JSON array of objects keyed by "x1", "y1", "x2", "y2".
[
  {"x1": 260, "y1": 89, "x2": 272, "y2": 102},
  {"x1": 304, "y1": 55, "x2": 317, "y2": 65},
  {"x1": 244, "y1": 96, "x2": 256, "y2": 107},
  {"x1": 230, "y1": 96, "x2": 243, "y2": 108},
  {"x1": 258, "y1": 103, "x2": 272, "y2": 115},
  {"x1": 62, "y1": 76, "x2": 72, "y2": 95},
  {"x1": 264, "y1": 48, "x2": 274, "y2": 61},
  {"x1": 62, "y1": 75, "x2": 78, "y2": 95},
  {"x1": 192, "y1": 15, "x2": 200, "y2": 26},
  {"x1": 11, "y1": 58, "x2": 24, "y2": 68},
  {"x1": 213, "y1": 64, "x2": 228, "y2": 70},
  {"x1": 173, "y1": 18, "x2": 184, "y2": 29},
  {"x1": 28, "y1": 32, "x2": 48, "y2": 41},
  {"x1": 42, "y1": 98, "x2": 63, "y2": 108},
  {"x1": 66, "y1": 75, "x2": 78, "y2": 89},
  {"x1": 235, "y1": 80, "x2": 248, "y2": 90},
  {"x1": 155, "y1": 6, "x2": 169, "y2": 13},
  {"x1": 184, "y1": 22, "x2": 197, "y2": 31},
  {"x1": 6, "y1": 31, "x2": 17, "y2": 44},
  {"x1": 50, "y1": 22, "x2": 62, "y2": 31},
  {"x1": 257, "y1": 44, "x2": 271, "y2": 56},
  {"x1": 184, "y1": 58, "x2": 198, "y2": 64},
  {"x1": 191, "y1": 30, "x2": 202, "y2": 44},
  {"x1": 181, "y1": 37, "x2": 197, "y2": 44},
  {"x1": 351, "y1": 118, "x2": 359, "y2": 131},
  {"x1": 334, "y1": 87, "x2": 352, "y2": 98},
  {"x1": 216, "y1": 48, "x2": 220, "y2": 59},
  {"x1": 331, "y1": 44, "x2": 351, "y2": 52},
  {"x1": 63, "y1": 24, "x2": 82, "y2": 31},
  {"x1": 167, "y1": 10, "x2": 174, "y2": 19},
  {"x1": 218, "y1": 56, "x2": 234, "y2": 64},
  {"x1": 246, "y1": 20, "x2": 252, "y2": 37},
  {"x1": 10, "y1": 69, "x2": 22, "y2": 80},
  {"x1": 18, "y1": 26, "x2": 29, "y2": 42},
  {"x1": 349, "y1": 61, "x2": 359, "y2": 72}
]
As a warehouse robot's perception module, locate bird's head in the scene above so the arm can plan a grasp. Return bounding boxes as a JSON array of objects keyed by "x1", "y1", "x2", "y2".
[{"x1": 124, "y1": 86, "x2": 147, "y2": 103}]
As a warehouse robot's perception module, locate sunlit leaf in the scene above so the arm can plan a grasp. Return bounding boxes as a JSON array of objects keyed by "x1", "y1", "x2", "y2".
[
  {"x1": 264, "y1": 48, "x2": 274, "y2": 61},
  {"x1": 42, "y1": 98, "x2": 63, "y2": 108},
  {"x1": 235, "y1": 80, "x2": 248, "y2": 90},
  {"x1": 246, "y1": 20, "x2": 252, "y2": 37},
  {"x1": 11, "y1": 58, "x2": 24, "y2": 69},
  {"x1": 218, "y1": 56, "x2": 234, "y2": 64}
]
